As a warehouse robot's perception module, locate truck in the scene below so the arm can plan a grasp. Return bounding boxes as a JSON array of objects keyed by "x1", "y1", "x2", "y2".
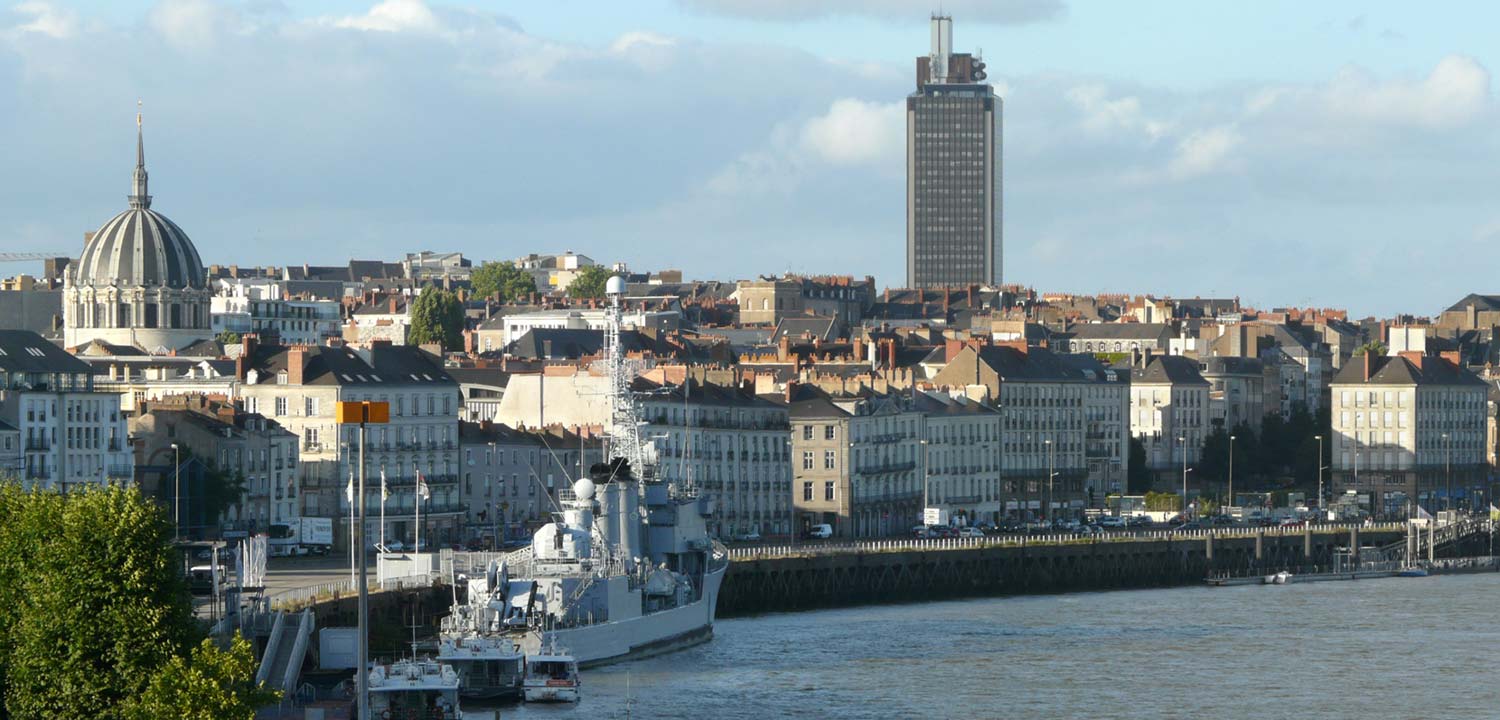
[{"x1": 268, "y1": 517, "x2": 334, "y2": 557}]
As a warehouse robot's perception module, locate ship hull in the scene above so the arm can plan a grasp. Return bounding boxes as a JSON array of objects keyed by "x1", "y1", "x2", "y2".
[{"x1": 525, "y1": 561, "x2": 726, "y2": 668}]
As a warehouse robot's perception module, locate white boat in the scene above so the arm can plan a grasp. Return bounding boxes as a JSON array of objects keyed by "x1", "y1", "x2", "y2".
[
  {"x1": 366, "y1": 658, "x2": 464, "y2": 719},
  {"x1": 478, "y1": 276, "x2": 730, "y2": 667},
  {"x1": 1264, "y1": 571, "x2": 1293, "y2": 585},
  {"x1": 435, "y1": 569, "x2": 526, "y2": 700},
  {"x1": 521, "y1": 635, "x2": 580, "y2": 703}
]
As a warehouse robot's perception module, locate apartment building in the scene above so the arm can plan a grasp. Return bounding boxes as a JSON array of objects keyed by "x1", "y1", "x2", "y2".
[
  {"x1": 237, "y1": 336, "x2": 461, "y2": 548},
  {"x1": 1128, "y1": 355, "x2": 1211, "y2": 475},
  {"x1": 915, "y1": 390, "x2": 1001, "y2": 525},
  {"x1": 0, "y1": 330, "x2": 132, "y2": 491},
  {"x1": 1330, "y1": 351, "x2": 1488, "y2": 515}
]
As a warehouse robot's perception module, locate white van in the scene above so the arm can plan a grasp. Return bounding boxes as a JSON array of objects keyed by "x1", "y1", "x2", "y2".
[{"x1": 807, "y1": 524, "x2": 833, "y2": 539}]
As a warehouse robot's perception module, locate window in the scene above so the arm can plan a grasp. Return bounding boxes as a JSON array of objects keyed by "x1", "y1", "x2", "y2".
[
  {"x1": 305, "y1": 397, "x2": 319, "y2": 416},
  {"x1": 274, "y1": 397, "x2": 287, "y2": 416},
  {"x1": 803, "y1": 482, "x2": 813, "y2": 501},
  {"x1": 824, "y1": 450, "x2": 836, "y2": 470},
  {"x1": 824, "y1": 482, "x2": 835, "y2": 501},
  {"x1": 824, "y1": 425, "x2": 835, "y2": 440},
  {"x1": 802, "y1": 452, "x2": 814, "y2": 470},
  {"x1": 802, "y1": 425, "x2": 813, "y2": 440}
]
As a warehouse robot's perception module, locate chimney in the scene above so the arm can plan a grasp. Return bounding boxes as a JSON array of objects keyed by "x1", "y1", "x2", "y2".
[
  {"x1": 945, "y1": 337, "x2": 963, "y2": 361},
  {"x1": 784, "y1": 380, "x2": 798, "y2": 404},
  {"x1": 1365, "y1": 347, "x2": 1376, "y2": 380},
  {"x1": 286, "y1": 346, "x2": 306, "y2": 386},
  {"x1": 1440, "y1": 350, "x2": 1461, "y2": 367}
]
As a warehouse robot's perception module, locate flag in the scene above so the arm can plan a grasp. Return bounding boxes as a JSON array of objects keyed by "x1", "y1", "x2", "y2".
[
  {"x1": 345, "y1": 472, "x2": 354, "y2": 504},
  {"x1": 1489, "y1": 503, "x2": 1499, "y2": 522},
  {"x1": 417, "y1": 470, "x2": 430, "y2": 501},
  {"x1": 380, "y1": 469, "x2": 389, "y2": 502},
  {"x1": 1416, "y1": 504, "x2": 1433, "y2": 520}
]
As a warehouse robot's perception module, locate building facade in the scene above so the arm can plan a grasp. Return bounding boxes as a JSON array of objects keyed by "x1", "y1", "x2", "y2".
[
  {"x1": 916, "y1": 390, "x2": 1002, "y2": 525},
  {"x1": 1129, "y1": 355, "x2": 1211, "y2": 475},
  {"x1": 237, "y1": 337, "x2": 461, "y2": 549},
  {"x1": 907, "y1": 15, "x2": 1002, "y2": 288},
  {"x1": 1329, "y1": 352, "x2": 1488, "y2": 516},
  {"x1": 0, "y1": 330, "x2": 133, "y2": 491}
]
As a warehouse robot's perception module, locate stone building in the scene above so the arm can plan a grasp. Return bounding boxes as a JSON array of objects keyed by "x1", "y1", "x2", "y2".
[
  {"x1": 63, "y1": 114, "x2": 211, "y2": 351},
  {"x1": 1128, "y1": 355, "x2": 1211, "y2": 476}
]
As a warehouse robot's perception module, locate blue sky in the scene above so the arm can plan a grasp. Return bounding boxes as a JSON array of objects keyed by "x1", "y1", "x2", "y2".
[{"x1": 4, "y1": 1, "x2": 1499, "y2": 316}]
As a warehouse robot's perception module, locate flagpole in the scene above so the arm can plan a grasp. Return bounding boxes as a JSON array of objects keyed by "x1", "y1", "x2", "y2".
[
  {"x1": 380, "y1": 470, "x2": 387, "y2": 551},
  {"x1": 347, "y1": 470, "x2": 355, "y2": 587},
  {"x1": 415, "y1": 470, "x2": 422, "y2": 556}
]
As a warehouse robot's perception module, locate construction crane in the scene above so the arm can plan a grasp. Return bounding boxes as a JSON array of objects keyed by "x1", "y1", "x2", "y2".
[{"x1": 0, "y1": 253, "x2": 65, "y2": 262}]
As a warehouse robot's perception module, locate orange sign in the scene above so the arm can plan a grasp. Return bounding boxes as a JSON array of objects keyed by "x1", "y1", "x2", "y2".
[{"x1": 334, "y1": 401, "x2": 390, "y2": 425}]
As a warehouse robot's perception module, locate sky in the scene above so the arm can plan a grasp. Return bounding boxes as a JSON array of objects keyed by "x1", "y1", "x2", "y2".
[{"x1": 4, "y1": 1, "x2": 1500, "y2": 317}]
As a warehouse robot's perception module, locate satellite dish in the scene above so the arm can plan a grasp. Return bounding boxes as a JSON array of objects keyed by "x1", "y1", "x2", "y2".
[{"x1": 605, "y1": 276, "x2": 626, "y2": 296}]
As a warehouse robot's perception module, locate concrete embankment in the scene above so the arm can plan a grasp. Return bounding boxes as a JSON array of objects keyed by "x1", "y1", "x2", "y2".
[{"x1": 716, "y1": 528, "x2": 1407, "y2": 617}]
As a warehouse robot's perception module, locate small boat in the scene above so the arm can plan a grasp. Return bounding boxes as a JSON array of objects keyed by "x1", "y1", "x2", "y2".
[
  {"x1": 367, "y1": 658, "x2": 464, "y2": 719},
  {"x1": 1397, "y1": 566, "x2": 1429, "y2": 578},
  {"x1": 1263, "y1": 571, "x2": 1292, "y2": 585},
  {"x1": 522, "y1": 635, "x2": 580, "y2": 703}
]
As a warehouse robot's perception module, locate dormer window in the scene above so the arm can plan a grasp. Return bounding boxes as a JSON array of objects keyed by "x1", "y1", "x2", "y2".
[{"x1": 276, "y1": 370, "x2": 288, "y2": 385}]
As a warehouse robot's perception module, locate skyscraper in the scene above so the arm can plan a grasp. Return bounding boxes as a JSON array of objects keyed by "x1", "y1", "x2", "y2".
[{"x1": 906, "y1": 15, "x2": 1002, "y2": 289}]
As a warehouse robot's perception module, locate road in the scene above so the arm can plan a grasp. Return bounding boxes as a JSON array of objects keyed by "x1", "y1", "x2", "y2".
[{"x1": 264, "y1": 554, "x2": 370, "y2": 596}]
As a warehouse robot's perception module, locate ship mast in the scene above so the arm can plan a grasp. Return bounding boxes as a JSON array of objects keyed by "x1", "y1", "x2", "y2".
[{"x1": 603, "y1": 275, "x2": 654, "y2": 481}]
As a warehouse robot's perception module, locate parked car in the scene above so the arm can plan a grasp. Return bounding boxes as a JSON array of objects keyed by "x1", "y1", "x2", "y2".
[
  {"x1": 956, "y1": 527, "x2": 985, "y2": 538},
  {"x1": 1073, "y1": 525, "x2": 1103, "y2": 536},
  {"x1": 736, "y1": 529, "x2": 763, "y2": 543},
  {"x1": 1127, "y1": 515, "x2": 1152, "y2": 528},
  {"x1": 1097, "y1": 516, "x2": 1128, "y2": 528},
  {"x1": 806, "y1": 524, "x2": 834, "y2": 540},
  {"x1": 1279, "y1": 518, "x2": 1307, "y2": 528}
]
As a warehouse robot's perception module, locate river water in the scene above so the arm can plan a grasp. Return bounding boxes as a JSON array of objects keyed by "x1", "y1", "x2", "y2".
[{"x1": 503, "y1": 572, "x2": 1500, "y2": 719}]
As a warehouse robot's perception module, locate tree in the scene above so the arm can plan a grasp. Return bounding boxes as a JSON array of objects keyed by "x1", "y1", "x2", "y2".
[
  {"x1": 124, "y1": 634, "x2": 279, "y2": 720},
  {"x1": 1, "y1": 485, "x2": 196, "y2": 719},
  {"x1": 1127, "y1": 437, "x2": 1151, "y2": 494},
  {"x1": 407, "y1": 286, "x2": 464, "y2": 351},
  {"x1": 1352, "y1": 340, "x2": 1388, "y2": 357},
  {"x1": 566, "y1": 265, "x2": 614, "y2": 299},
  {"x1": 215, "y1": 330, "x2": 240, "y2": 345},
  {"x1": 469, "y1": 261, "x2": 536, "y2": 303}
]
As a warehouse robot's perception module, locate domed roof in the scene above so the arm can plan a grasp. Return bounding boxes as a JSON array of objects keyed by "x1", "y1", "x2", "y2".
[{"x1": 73, "y1": 112, "x2": 204, "y2": 290}]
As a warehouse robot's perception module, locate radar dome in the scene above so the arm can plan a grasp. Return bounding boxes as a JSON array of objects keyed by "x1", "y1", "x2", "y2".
[
  {"x1": 572, "y1": 477, "x2": 596, "y2": 500},
  {"x1": 605, "y1": 275, "x2": 626, "y2": 296}
]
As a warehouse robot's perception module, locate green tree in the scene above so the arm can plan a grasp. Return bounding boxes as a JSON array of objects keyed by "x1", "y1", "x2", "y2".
[
  {"x1": 173, "y1": 447, "x2": 248, "y2": 529},
  {"x1": 1, "y1": 485, "x2": 196, "y2": 719},
  {"x1": 407, "y1": 286, "x2": 464, "y2": 351},
  {"x1": 469, "y1": 261, "x2": 536, "y2": 303},
  {"x1": 1352, "y1": 340, "x2": 1388, "y2": 357},
  {"x1": 124, "y1": 634, "x2": 279, "y2": 720},
  {"x1": 215, "y1": 330, "x2": 240, "y2": 345},
  {"x1": 1127, "y1": 437, "x2": 1151, "y2": 494},
  {"x1": 566, "y1": 265, "x2": 614, "y2": 299}
]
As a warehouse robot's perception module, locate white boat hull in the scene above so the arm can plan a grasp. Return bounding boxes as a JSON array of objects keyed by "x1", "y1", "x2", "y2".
[{"x1": 523, "y1": 561, "x2": 725, "y2": 668}]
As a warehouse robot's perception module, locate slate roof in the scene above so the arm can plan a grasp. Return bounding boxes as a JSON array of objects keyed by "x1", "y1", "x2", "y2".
[
  {"x1": 1130, "y1": 355, "x2": 1209, "y2": 385},
  {"x1": 771, "y1": 316, "x2": 839, "y2": 343},
  {"x1": 1198, "y1": 356, "x2": 1264, "y2": 376},
  {"x1": 1331, "y1": 354, "x2": 1486, "y2": 387},
  {"x1": 1444, "y1": 293, "x2": 1500, "y2": 313},
  {"x1": 0, "y1": 330, "x2": 90, "y2": 374},
  {"x1": 1064, "y1": 323, "x2": 1172, "y2": 341},
  {"x1": 246, "y1": 344, "x2": 453, "y2": 387}
]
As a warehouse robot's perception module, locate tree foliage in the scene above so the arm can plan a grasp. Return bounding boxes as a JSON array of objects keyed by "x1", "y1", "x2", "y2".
[
  {"x1": 407, "y1": 286, "x2": 464, "y2": 351},
  {"x1": 0, "y1": 484, "x2": 197, "y2": 719},
  {"x1": 215, "y1": 330, "x2": 240, "y2": 345},
  {"x1": 1143, "y1": 491, "x2": 1181, "y2": 512},
  {"x1": 469, "y1": 261, "x2": 536, "y2": 303},
  {"x1": 124, "y1": 634, "x2": 278, "y2": 720},
  {"x1": 566, "y1": 265, "x2": 614, "y2": 299},
  {"x1": 1351, "y1": 340, "x2": 1388, "y2": 357}
]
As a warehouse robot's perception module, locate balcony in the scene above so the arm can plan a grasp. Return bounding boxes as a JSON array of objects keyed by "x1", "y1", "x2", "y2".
[
  {"x1": 26, "y1": 468, "x2": 49, "y2": 480},
  {"x1": 855, "y1": 461, "x2": 917, "y2": 476},
  {"x1": 107, "y1": 439, "x2": 123, "y2": 452},
  {"x1": 24, "y1": 439, "x2": 50, "y2": 452},
  {"x1": 106, "y1": 464, "x2": 133, "y2": 478}
]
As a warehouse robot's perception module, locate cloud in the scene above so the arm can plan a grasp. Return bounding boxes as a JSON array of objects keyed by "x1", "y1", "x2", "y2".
[
  {"x1": 799, "y1": 98, "x2": 904, "y2": 165},
  {"x1": 8, "y1": 1, "x2": 79, "y2": 38},
  {"x1": 1164, "y1": 125, "x2": 1241, "y2": 179},
  {"x1": 674, "y1": 0, "x2": 1065, "y2": 24},
  {"x1": 1252, "y1": 55, "x2": 1491, "y2": 131}
]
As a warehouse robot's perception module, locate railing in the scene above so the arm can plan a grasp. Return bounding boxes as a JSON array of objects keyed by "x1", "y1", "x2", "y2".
[
  {"x1": 24, "y1": 439, "x2": 49, "y2": 451},
  {"x1": 855, "y1": 461, "x2": 917, "y2": 476},
  {"x1": 726, "y1": 522, "x2": 1407, "y2": 561},
  {"x1": 106, "y1": 464, "x2": 133, "y2": 478}
]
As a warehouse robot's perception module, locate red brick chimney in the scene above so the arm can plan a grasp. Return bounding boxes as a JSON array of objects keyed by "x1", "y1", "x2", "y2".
[
  {"x1": 1365, "y1": 348, "x2": 1378, "y2": 380},
  {"x1": 286, "y1": 346, "x2": 306, "y2": 385},
  {"x1": 1440, "y1": 350, "x2": 1461, "y2": 367},
  {"x1": 389, "y1": 297, "x2": 398, "y2": 314},
  {"x1": 945, "y1": 337, "x2": 963, "y2": 361},
  {"x1": 784, "y1": 380, "x2": 798, "y2": 404}
]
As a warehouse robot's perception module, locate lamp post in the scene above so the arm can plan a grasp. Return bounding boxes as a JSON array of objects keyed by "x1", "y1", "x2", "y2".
[
  {"x1": 1442, "y1": 432, "x2": 1451, "y2": 515},
  {"x1": 1315, "y1": 434, "x2": 1323, "y2": 517},
  {"x1": 1228, "y1": 434, "x2": 1236, "y2": 515},
  {"x1": 1178, "y1": 436, "x2": 1188, "y2": 519},
  {"x1": 1044, "y1": 438, "x2": 1054, "y2": 523},
  {"x1": 170, "y1": 443, "x2": 180, "y2": 542},
  {"x1": 336, "y1": 400, "x2": 389, "y2": 720}
]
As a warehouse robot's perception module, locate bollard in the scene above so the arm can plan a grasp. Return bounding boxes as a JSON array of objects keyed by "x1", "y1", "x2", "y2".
[
  {"x1": 1205, "y1": 533, "x2": 1214, "y2": 562},
  {"x1": 1303, "y1": 525, "x2": 1312, "y2": 557},
  {"x1": 1255, "y1": 530, "x2": 1264, "y2": 561}
]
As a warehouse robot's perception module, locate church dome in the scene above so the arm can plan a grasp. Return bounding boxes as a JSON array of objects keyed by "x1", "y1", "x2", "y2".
[{"x1": 72, "y1": 115, "x2": 204, "y2": 289}]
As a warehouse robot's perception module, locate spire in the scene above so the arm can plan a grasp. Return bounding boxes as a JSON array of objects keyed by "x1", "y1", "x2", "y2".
[{"x1": 128, "y1": 101, "x2": 151, "y2": 209}]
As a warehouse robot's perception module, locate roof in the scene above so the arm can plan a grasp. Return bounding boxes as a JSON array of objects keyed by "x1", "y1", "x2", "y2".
[
  {"x1": 632, "y1": 377, "x2": 781, "y2": 409},
  {"x1": 1198, "y1": 356, "x2": 1264, "y2": 376},
  {"x1": 247, "y1": 343, "x2": 454, "y2": 387},
  {"x1": 1064, "y1": 323, "x2": 1171, "y2": 341},
  {"x1": 913, "y1": 391, "x2": 997, "y2": 416},
  {"x1": 1331, "y1": 354, "x2": 1487, "y2": 387},
  {"x1": 784, "y1": 384, "x2": 853, "y2": 419},
  {"x1": 1130, "y1": 355, "x2": 1209, "y2": 385},
  {"x1": 0, "y1": 419, "x2": 17, "y2": 433},
  {"x1": 971, "y1": 345, "x2": 1089, "y2": 383},
  {"x1": 0, "y1": 331, "x2": 91, "y2": 374},
  {"x1": 446, "y1": 367, "x2": 512, "y2": 388},
  {"x1": 770, "y1": 316, "x2": 839, "y2": 343},
  {"x1": 507, "y1": 328, "x2": 695, "y2": 361},
  {"x1": 1444, "y1": 293, "x2": 1500, "y2": 313}
]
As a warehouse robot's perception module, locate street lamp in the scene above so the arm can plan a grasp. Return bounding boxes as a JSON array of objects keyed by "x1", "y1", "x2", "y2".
[
  {"x1": 1044, "y1": 438, "x2": 1054, "y2": 523},
  {"x1": 170, "y1": 443, "x2": 180, "y2": 542},
  {"x1": 1228, "y1": 434, "x2": 1236, "y2": 515},
  {"x1": 1178, "y1": 436, "x2": 1188, "y2": 519},
  {"x1": 1315, "y1": 434, "x2": 1323, "y2": 516},
  {"x1": 1443, "y1": 432, "x2": 1451, "y2": 515}
]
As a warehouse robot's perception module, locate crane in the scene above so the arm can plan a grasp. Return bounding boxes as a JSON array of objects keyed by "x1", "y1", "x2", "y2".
[{"x1": 0, "y1": 253, "x2": 66, "y2": 262}]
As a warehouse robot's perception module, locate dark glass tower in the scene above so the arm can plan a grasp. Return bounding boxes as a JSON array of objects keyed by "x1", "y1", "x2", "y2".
[{"x1": 906, "y1": 15, "x2": 1002, "y2": 289}]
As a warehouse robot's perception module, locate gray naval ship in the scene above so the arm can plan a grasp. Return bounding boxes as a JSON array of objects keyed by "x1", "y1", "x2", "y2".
[{"x1": 456, "y1": 276, "x2": 728, "y2": 668}]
